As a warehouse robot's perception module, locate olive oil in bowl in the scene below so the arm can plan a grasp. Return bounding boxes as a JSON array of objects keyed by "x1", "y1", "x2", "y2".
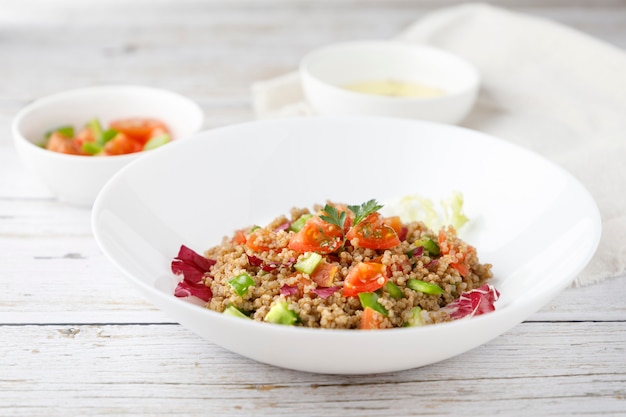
[{"x1": 343, "y1": 80, "x2": 445, "y2": 98}]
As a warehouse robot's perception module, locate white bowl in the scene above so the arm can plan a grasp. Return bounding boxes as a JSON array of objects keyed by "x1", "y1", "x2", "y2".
[
  {"x1": 12, "y1": 85, "x2": 204, "y2": 207},
  {"x1": 92, "y1": 116, "x2": 600, "y2": 375},
  {"x1": 300, "y1": 41, "x2": 480, "y2": 124}
]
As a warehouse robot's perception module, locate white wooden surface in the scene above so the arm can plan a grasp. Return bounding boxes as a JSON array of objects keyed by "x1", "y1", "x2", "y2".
[{"x1": 1, "y1": 1, "x2": 625, "y2": 416}]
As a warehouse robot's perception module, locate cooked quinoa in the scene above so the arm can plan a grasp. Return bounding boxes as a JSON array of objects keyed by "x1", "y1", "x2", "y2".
[{"x1": 176, "y1": 201, "x2": 494, "y2": 329}]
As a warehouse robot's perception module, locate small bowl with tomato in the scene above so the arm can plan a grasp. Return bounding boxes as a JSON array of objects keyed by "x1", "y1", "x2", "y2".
[{"x1": 12, "y1": 85, "x2": 204, "y2": 207}]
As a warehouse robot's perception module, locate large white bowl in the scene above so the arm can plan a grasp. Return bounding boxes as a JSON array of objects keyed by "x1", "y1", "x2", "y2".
[
  {"x1": 12, "y1": 85, "x2": 204, "y2": 207},
  {"x1": 92, "y1": 117, "x2": 601, "y2": 374},
  {"x1": 300, "y1": 41, "x2": 480, "y2": 124}
]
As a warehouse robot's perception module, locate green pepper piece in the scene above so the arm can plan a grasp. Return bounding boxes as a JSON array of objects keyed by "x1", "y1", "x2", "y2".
[
  {"x1": 288, "y1": 214, "x2": 312, "y2": 232},
  {"x1": 415, "y1": 238, "x2": 440, "y2": 256},
  {"x1": 45, "y1": 125, "x2": 75, "y2": 139},
  {"x1": 294, "y1": 252, "x2": 322, "y2": 275},
  {"x1": 384, "y1": 281, "x2": 404, "y2": 299},
  {"x1": 143, "y1": 133, "x2": 170, "y2": 151},
  {"x1": 87, "y1": 118, "x2": 103, "y2": 141},
  {"x1": 223, "y1": 305, "x2": 251, "y2": 319},
  {"x1": 404, "y1": 306, "x2": 423, "y2": 327},
  {"x1": 264, "y1": 301, "x2": 299, "y2": 325},
  {"x1": 358, "y1": 292, "x2": 388, "y2": 316},
  {"x1": 227, "y1": 273, "x2": 255, "y2": 296},
  {"x1": 407, "y1": 279, "x2": 444, "y2": 295},
  {"x1": 82, "y1": 141, "x2": 103, "y2": 155},
  {"x1": 100, "y1": 128, "x2": 118, "y2": 144}
]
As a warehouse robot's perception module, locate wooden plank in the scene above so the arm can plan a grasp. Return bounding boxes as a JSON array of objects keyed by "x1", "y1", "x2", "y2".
[
  {"x1": 0, "y1": 0, "x2": 625, "y2": 104},
  {"x1": 0, "y1": 322, "x2": 624, "y2": 416}
]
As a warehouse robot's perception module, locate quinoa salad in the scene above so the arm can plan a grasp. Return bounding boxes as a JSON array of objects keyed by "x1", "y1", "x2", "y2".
[{"x1": 172, "y1": 199, "x2": 498, "y2": 329}]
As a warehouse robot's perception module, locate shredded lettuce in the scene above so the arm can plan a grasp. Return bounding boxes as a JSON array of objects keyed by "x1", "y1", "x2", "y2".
[{"x1": 387, "y1": 191, "x2": 469, "y2": 231}]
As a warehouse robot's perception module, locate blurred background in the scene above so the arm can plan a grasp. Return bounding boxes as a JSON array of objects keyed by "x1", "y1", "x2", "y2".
[{"x1": 1, "y1": 0, "x2": 625, "y2": 139}]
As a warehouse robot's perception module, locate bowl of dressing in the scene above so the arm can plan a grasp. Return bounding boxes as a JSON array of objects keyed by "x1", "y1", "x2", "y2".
[{"x1": 299, "y1": 41, "x2": 480, "y2": 124}]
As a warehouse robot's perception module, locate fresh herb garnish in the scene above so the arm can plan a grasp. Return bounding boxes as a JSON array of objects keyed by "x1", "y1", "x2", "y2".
[
  {"x1": 319, "y1": 199, "x2": 384, "y2": 251},
  {"x1": 348, "y1": 199, "x2": 383, "y2": 226},
  {"x1": 319, "y1": 204, "x2": 347, "y2": 230}
]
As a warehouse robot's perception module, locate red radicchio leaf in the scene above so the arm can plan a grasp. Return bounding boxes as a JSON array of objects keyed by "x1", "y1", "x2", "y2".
[
  {"x1": 171, "y1": 261, "x2": 205, "y2": 284},
  {"x1": 262, "y1": 262, "x2": 280, "y2": 272},
  {"x1": 425, "y1": 259, "x2": 438, "y2": 268},
  {"x1": 176, "y1": 245, "x2": 216, "y2": 272},
  {"x1": 247, "y1": 255, "x2": 263, "y2": 267},
  {"x1": 247, "y1": 254, "x2": 293, "y2": 271},
  {"x1": 274, "y1": 221, "x2": 290, "y2": 232},
  {"x1": 174, "y1": 280, "x2": 213, "y2": 302},
  {"x1": 444, "y1": 284, "x2": 500, "y2": 320},
  {"x1": 172, "y1": 245, "x2": 215, "y2": 302},
  {"x1": 280, "y1": 285, "x2": 299, "y2": 296},
  {"x1": 410, "y1": 246, "x2": 424, "y2": 258},
  {"x1": 399, "y1": 226, "x2": 408, "y2": 241},
  {"x1": 311, "y1": 286, "x2": 340, "y2": 299}
]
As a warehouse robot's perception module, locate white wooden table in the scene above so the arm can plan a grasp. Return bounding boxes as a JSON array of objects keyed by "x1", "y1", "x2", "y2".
[{"x1": 1, "y1": 1, "x2": 625, "y2": 415}]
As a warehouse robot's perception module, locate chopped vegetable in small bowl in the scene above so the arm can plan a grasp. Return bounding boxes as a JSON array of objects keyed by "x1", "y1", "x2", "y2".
[
  {"x1": 43, "y1": 117, "x2": 172, "y2": 156},
  {"x1": 12, "y1": 85, "x2": 204, "y2": 206}
]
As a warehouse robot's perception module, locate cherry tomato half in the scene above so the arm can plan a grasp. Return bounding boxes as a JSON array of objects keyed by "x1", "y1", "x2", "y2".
[
  {"x1": 109, "y1": 118, "x2": 170, "y2": 146},
  {"x1": 343, "y1": 262, "x2": 388, "y2": 297},
  {"x1": 288, "y1": 216, "x2": 342, "y2": 254},
  {"x1": 310, "y1": 261, "x2": 338, "y2": 287},
  {"x1": 360, "y1": 306, "x2": 386, "y2": 330},
  {"x1": 246, "y1": 228, "x2": 286, "y2": 252},
  {"x1": 102, "y1": 132, "x2": 143, "y2": 155},
  {"x1": 346, "y1": 213, "x2": 400, "y2": 250}
]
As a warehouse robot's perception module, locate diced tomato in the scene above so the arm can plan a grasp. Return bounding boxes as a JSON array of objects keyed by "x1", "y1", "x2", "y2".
[
  {"x1": 45, "y1": 132, "x2": 83, "y2": 155},
  {"x1": 281, "y1": 274, "x2": 312, "y2": 298},
  {"x1": 451, "y1": 262, "x2": 469, "y2": 277},
  {"x1": 310, "y1": 262, "x2": 338, "y2": 287},
  {"x1": 74, "y1": 127, "x2": 95, "y2": 149},
  {"x1": 288, "y1": 216, "x2": 343, "y2": 254},
  {"x1": 438, "y1": 227, "x2": 474, "y2": 278},
  {"x1": 360, "y1": 306, "x2": 385, "y2": 330},
  {"x1": 232, "y1": 229, "x2": 247, "y2": 245},
  {"x1": 109, "y1": 118, "x2": 170, "y2": 146},
  {"x1": 346, "y1": 212, "x2": 400, "y2": 250},
  {"x1": 343, "y1": 262, "x2": 388, "y2": 297},
  {"x1": 102, "y1": 132, "x2": 143, "y2": 156},
  {"x1": 383, "y1": 216, "x2": 402, "y2": 236},
  {"x1": 246, "y1": 228, "x2": 286, "y2": 252}
]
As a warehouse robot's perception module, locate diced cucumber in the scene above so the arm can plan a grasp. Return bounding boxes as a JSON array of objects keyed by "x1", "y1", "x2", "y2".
[
  {"x1": 289, "y1": 214, "x2": 312, "y2": 232},
  {"x1": 294, "y1": 252, "x2": 322, "y2": 275},
  {"x1": 143, "y1": 133, "x2": 170, "y2": 150},
  {"x1": 264, "y1": 301, "x2": 298, "y2": 325},
  {"x1": 405, "y1": 306, "x2": 423, "y2": 327},
  {"x1": 223, "y1": 305, "x2": 250, "y2": 319}
]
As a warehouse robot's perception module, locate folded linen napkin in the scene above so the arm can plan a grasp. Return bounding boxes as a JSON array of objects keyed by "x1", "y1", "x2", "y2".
[{"x1": 251, "y1": 3, "x2": 626, "y2": 287}]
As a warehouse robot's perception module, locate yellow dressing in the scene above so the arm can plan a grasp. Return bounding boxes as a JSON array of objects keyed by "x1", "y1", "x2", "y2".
[{"x1": 343, "y1": 80, "x2": 445, "y2": 98}]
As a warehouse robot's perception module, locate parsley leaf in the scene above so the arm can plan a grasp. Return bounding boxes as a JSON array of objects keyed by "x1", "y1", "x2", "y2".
[
  {"x1": 318, "y1": 199, "x2": 384, "y2": 252},
  {"x1": 319, "y1": 204, "x2": 347, "y2": 230},
  {"x1": 348, "y1": 199, "x2": 383, "y2": 226}
]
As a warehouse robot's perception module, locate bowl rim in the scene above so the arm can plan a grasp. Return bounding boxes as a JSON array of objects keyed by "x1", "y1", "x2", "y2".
[
  {"x1": 11, "y1": 84, "x2": 204, "y2": 161},
  {"x1": 299, "y1": 40, "x2": 480, "y2": 102}
]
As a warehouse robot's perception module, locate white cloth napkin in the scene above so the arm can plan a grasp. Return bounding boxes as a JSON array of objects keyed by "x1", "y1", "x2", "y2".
[{"x1": 251, "y1": 3, "x2": 626, "y2": 287}]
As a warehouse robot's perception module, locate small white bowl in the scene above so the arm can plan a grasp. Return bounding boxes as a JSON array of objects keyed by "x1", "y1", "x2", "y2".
[
  {"x1": 12, "y1": 85, "x2": 204, "y2": 207},
  {"x1": 299, "y1": 41, "x2": 480, "y2": 124}
]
